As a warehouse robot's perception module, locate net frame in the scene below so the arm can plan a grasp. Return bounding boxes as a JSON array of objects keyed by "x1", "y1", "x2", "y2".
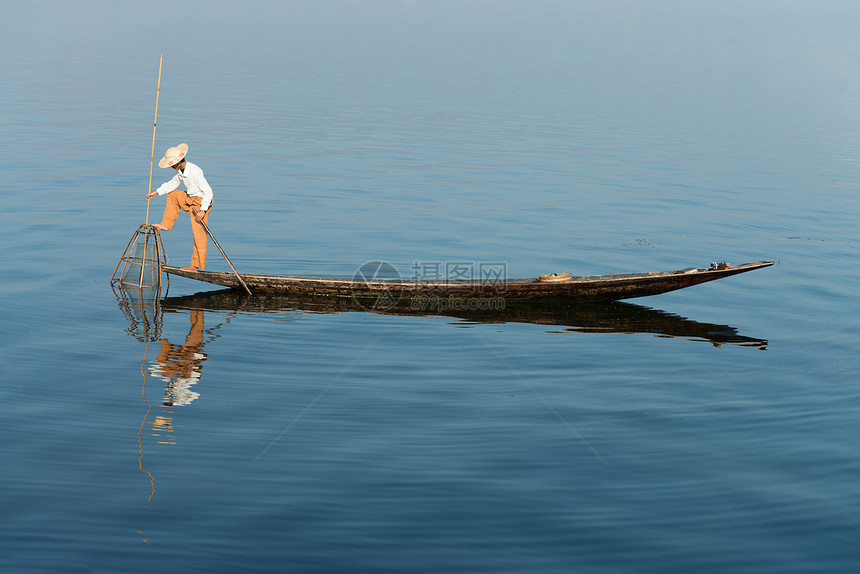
[{"x1": 110, "y1": 224, "x2": 169, "y2": 291}]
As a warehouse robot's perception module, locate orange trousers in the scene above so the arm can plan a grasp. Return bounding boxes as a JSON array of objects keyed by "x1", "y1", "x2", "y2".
[{"x1": 158, "y1": 190, "x2": 211, "y2": 270}]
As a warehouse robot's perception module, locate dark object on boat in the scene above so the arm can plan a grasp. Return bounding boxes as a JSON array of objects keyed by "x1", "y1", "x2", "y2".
[
  {"x1": 164, "y1": 261, "x2": 774, "y2": 301},
  {"x1": 160, "y1": 289, "x2": 769, "y2": 349}
]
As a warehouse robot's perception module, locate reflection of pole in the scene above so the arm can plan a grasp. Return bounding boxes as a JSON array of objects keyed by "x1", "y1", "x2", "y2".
[{"x1": 138, "y1": 341, "x2": 156, "y2": 508}]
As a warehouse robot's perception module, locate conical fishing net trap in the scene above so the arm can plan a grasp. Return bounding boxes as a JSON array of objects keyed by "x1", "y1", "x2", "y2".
[{"x1": 111, "y1": 224, "x2": 168, "y2": 290}]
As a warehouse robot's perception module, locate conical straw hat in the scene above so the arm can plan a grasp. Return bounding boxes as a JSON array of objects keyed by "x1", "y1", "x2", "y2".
[{"x1": 158, "y1": 143, "x2": 188, "y2": 168}]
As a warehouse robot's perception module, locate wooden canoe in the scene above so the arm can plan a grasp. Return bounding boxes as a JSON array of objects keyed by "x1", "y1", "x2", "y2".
[{"x1": 164, "y1": 260, "x2": 774, "y2": 301}]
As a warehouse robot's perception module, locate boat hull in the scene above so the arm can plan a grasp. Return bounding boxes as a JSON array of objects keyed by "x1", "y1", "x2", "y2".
[{"x1": 163, "y1": 261, "x2": 774, "y2": 301}]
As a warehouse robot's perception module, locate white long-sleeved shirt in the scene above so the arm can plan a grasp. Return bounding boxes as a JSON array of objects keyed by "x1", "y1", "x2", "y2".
[{"x1": 155, "y1": 161, "x2": 214, "y2": 212}]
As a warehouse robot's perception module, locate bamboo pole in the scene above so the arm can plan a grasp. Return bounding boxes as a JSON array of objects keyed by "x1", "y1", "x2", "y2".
[{"x1": 145, "y1": 54, "x2": 163, "y2": 226}]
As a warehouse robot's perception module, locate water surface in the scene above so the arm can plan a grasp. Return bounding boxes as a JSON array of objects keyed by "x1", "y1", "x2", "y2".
[{"x1": 2, "y1": 1, "x2": 859, "y2": 572}]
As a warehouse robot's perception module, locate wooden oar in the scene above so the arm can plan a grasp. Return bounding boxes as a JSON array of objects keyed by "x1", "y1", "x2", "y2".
[{"x1": 192, "y1": 208, "x2": 252, "y2": 296}]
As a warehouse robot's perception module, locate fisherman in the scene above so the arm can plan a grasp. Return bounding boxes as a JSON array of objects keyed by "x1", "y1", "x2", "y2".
[{"x1": 146, "y1": 143, "x2": 213, "y2": 272}]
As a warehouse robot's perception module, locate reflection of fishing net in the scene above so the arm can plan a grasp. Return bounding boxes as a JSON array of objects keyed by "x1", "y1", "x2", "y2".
[
  {"x1": 112, "y1": 282, "x2": 163, "y2": 342},
  {"x1": 111, "y1": 225, "x2": 168, "y2": 290}
]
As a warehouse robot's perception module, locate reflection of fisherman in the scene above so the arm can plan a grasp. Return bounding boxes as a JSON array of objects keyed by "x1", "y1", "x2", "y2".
[{"x1": 148, "y1": 309, "x2": 208, "y2": 406}]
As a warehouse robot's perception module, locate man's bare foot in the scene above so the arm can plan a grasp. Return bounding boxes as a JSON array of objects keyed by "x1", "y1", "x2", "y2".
[
  {"x1": 150, "y1": 223, "x2": 169, "y2": 231},
  {"x1": 180, "y1": 265, "x2": 199, "y2": 272}
]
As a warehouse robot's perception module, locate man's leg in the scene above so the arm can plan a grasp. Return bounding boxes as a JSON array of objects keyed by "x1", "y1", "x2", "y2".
[
  {"x1": 152, "y1": 191, "x2": 184, "y2": 231},
  {"x1": 189, "y1": 209, "x2": 209, "y2": 271}
]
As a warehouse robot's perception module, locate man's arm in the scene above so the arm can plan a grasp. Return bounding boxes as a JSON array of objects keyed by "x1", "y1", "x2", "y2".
[{"x1": 146, "y1": 173, "x2": 181, "y2": 200}]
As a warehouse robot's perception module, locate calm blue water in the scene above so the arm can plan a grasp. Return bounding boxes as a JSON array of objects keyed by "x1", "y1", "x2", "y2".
[{"x1": 2, "y1": 1, "x2": 859, "y2": 572}]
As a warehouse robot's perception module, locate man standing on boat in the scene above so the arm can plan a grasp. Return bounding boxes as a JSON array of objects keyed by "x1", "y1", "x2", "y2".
[{"x1": 146, "y1": 143, "x2": 213, "y2": 272}]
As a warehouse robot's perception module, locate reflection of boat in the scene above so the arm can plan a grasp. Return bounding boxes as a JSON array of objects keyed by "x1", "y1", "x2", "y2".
[
  {"x1": 164, "y1": 261, "x2": 774, "y2": 301},
  {"x1": 161, "y1": 289, "x2": 768, "y2": 349}
]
